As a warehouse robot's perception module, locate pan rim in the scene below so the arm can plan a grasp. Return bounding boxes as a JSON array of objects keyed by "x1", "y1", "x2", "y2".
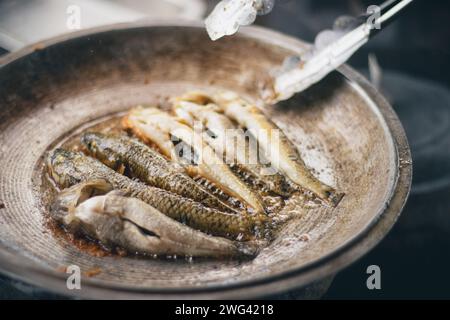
[{"x1": 0, "y1": 20, "x2": 412, "y2": 299}]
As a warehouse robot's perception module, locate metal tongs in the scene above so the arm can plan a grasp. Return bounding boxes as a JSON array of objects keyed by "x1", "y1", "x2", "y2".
[
  {"x1": 205, "y1": 0, "x2": 413, "y2": 103},
  {"x1": 271, "y1": 0, "x2": 413, "y2": 102}
]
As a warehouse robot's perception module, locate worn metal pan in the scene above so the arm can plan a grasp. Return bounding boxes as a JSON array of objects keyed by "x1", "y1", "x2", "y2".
[{"x1": 0, "y1": 21, "x2": 412, "y2": 299}]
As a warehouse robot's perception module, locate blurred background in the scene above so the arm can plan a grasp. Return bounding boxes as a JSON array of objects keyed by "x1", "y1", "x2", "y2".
[{"x1": 0, "y1": 0, "x2": 449, "y2": 299}]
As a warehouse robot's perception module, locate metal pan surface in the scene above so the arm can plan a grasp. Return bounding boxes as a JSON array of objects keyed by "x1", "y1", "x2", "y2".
[{"x1": 0, "y1": 21, "x2": 411, "y2": 299}]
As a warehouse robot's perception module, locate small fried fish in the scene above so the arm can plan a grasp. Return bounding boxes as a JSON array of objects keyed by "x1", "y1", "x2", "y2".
[
  {"x1": 214, "y1": 91, "x2": 344, "y2": 206},
  {"x1": 173, "y1": 92, "x2": 293, "y2": 196},
  {"x1": 51, "y1": 180, "x2": 257, "y2": 258},
  {"x1": 123, "y1": 107, "x2": 266, "y2": 213},
  {"x1": 47, "y1": 149, "x2": 264, "y2": 239},
  {"x1": 81, "y1": 132, "x2": 236, "y2": 213}
]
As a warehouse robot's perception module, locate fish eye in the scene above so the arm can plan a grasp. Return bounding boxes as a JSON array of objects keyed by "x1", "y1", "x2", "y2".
[{"x1": 87, "y1": 140, "x2": 97, "y2": 150}]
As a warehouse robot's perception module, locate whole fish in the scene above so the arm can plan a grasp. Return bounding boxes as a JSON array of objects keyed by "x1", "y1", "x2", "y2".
[
  {"x1": 47, "y1": 149, "x2": 263, "y2": 239},
  {"x1": 172, "y1": 92, "x2": 293, "y2": 197},
  {"x1": 51, "y1": 180, "x2": 257, "y2": 257},
  {"x1": 123, "y1": 107, "x2": 266, "y2": 214},
  {"x1": 81, "y1": 132, "x2": 236, "y2": 213},
  {"x1": 214, "y1": 91, "x2": 344, "y2": 206}
]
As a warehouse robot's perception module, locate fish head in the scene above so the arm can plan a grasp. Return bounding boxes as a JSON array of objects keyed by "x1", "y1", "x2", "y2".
[
  {"x1": 81, "y1": 132, "x2": 124, "y2": 171},
  {"x1": 47, "y1": 149, "x2": 86, "y2": 188},
  {"x1": 81, "y1": 132, "x2": 106, "y2": 155}
]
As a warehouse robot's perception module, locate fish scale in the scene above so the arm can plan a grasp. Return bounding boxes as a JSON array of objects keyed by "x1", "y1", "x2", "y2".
[
  {"x1": 123, "y1": 107, "x2": 267, "y2": 213},
  {"x1": 214, "y1": 91, "x2": 344, "y2": 206},
  {"x1": 172, "y1": 95, "x2": 294, "y2": 197},
  {"x1": 48, "y1": 149, "x2": 262, "y2": 240},
  {"x1": 50, "y1": 180, "x2": 256, "y2": 257},
  {"x1": 81, "y1": 132, "x2": 237, "y2": 213}
]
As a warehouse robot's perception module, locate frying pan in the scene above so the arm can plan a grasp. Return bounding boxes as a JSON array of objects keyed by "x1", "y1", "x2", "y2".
[{"x1": 0, "y1": 20, "x2": 412, "y2": 299}]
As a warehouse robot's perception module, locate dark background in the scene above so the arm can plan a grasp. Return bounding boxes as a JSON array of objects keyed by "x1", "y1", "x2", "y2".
[
  {"x1": 254, "y1": 0, "x2": 450, "y2": 299},
  {"x1": 1, "y1": 0, "x2": 449, "y2": 299}
]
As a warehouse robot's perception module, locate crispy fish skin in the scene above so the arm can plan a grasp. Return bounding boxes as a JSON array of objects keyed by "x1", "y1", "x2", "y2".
[
  {"x1": 214, "y1": 91, "x2": 344, "y2": 206},
  {"x1": 123, "y1": 107, "x2": 266, "y2": 214},
  {"x1": 51, "y1": 182, "x2": 256, "y2": 257},
  {"x1": 81, "y1": 132, "x2": 236, "y2": 213},
  {"x1": 47, "y1": 149, "x2": 261, "y2": 239},
  {"x1": 173, "y1": 93, "x2": 293, "y2": 196}
]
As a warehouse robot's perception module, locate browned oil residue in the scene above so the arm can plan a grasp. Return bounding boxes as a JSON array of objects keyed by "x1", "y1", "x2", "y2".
[
  {"x1": 56, "y1": 265, "x2": 68, "y2": 273},
  {"x1": 46, "y1": 218, "x2": 113, "y2": 258},
  {"x1": 84, "y1": 267, "x2": 102, "y2": 278}
]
